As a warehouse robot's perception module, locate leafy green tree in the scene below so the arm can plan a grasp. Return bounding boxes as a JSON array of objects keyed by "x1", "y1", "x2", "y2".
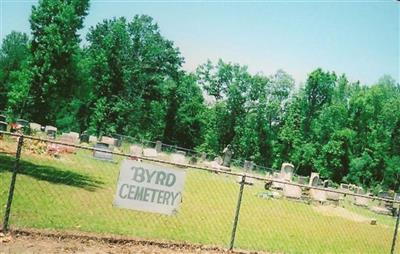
[
  {"x1": 166, "y1": 74, "x2": 206, "y2": 148},
  {"x1": 0, "y1": 31, "x2": 29, "y2": 111},
  {"x1": 28, "y1": 0, "x2": 90, "y2": 125},
  {"x1": 303, "y1": 68, "x2": 336, "y2": 135},
  {"x1": 86, "y1": 15, "x2": 183, "y2": 139}
]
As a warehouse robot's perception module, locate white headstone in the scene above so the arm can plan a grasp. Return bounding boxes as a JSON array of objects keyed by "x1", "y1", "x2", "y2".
[
  {"x1": 130, "y1": 145, "x2": 143, "y2": 156},
  {"x1": 310, "y1": 189, "x2": 327, "y2": 202},
  {"x1": 354, "y1": 196, "x2": 369, "y2": 207},
  {"x1": 272, "y1": 172, "x2": 285, "y2": 189},
  {"x1": 370, "y1": 206, "x2": 391, "y2": 215},
  {"x1": 280, "y1": 163, "x2": 294, "y2": 181},
  {"x1": 309, "y1": 172, "x2": 320, "y2": 187},
  {"x1": 45, "y1": 125, "x2": 57, "y2": 132},
  {"x1": 143, "y1": 148, "x2": 158, "y2": 157},
  {"x1": 69, "y1": 132, "x2": 80, "y2": 141},
  {"x1": 283, "y1": 184, "x2": 302, "y2": 199},
  {"x1": 326, "y1": 189, "x2": 340, "y2": 201},
  {"x1": 171, "y1": 153, "x2": 186, "y2": 164},
  {"x1": 59, "y1": 133, "x2": 75, "y2": 144},
  {"x1": 101, "y1": 136, "x2": 116, "y2": 146},
  {"x1": 45, "y1": 125, "x2": 57, "y2": 138},
  {"x1": 29, "y1": 123, "x2": 42, "y2": 132},
  {"x1": 89, "y1": 135, "x2": 97, "y2": 143}
]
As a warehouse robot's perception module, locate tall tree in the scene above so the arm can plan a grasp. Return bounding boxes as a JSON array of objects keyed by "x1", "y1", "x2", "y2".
[
  {"x1": 0, "y1": 31, "x2": 29, "y2": 111},
  {"x1": 86, "y1": 15, "x2": 183, "y2": 139},
  {"x1": 28, "y1": 0, "x2": 89, "y2": 125}
]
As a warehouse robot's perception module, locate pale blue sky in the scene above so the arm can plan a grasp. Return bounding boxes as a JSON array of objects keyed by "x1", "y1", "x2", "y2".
[{"x1": 1, "y1": 0, "x2": 399, "y2": 85}]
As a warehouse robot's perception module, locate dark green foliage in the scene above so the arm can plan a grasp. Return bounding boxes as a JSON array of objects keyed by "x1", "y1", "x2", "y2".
[
  {"x1": 0, "y1": 31, "x2": 29, "y2": 112},
  {"x1": 28, "y1": 0, "x2": 90, "y2": 125}
]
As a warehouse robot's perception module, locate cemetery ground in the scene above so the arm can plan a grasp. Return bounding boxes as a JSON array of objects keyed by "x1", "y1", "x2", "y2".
[
  {"x1": 0, "y1": 229, "x2": 234, "y2": 254},
  {"x1": 0, "y1": 138, "x2": 398, "y2": 254}
]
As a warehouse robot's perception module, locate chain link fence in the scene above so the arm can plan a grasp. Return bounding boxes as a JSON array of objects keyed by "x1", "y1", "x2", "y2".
[{"x1": 1, "y1": 131, "x2": 399, "y2": 254}]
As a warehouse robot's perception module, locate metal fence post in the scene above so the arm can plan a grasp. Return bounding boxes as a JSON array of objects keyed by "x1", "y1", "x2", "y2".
[
  {"x1": 2, "y1": 135, "x2": 24, "y2": 233},
  {"x1": 229, "y1": 174, "x2": 246, "y2": 250},
  {"x1": 391, "y1": 204, "x2": 400, "y2": 254}
]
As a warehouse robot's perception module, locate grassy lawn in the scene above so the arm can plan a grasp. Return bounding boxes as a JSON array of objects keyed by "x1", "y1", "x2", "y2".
[{"x1": 0, "y1": 139, "x2": 398, "y2": 254}]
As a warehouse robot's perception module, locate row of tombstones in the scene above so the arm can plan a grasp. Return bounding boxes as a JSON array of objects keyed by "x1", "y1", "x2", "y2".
[
  {"x1": 0, "y1": 117, "x2": 248, "y2": 170},
  {"x1": 268, "y1": 163, "x2": 398, "y2": 215},
  {"x1": 93, "y1": 140, "x2": 189, "y2": 165},
  {"x1": 0, "y1": 116, "x2": 58, "y2": 138}
]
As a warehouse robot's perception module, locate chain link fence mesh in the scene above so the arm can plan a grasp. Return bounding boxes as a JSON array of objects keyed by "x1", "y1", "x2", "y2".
[{"x1": 1, "y1": 132, "x2": 400, "y2": 254}]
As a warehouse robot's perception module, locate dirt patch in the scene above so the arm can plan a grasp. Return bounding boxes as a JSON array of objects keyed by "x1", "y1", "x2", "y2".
[
  {"x1": 313, "y1": 205, "x2": 373, "y2": 223},
  {"x1": 0, "y1": 229, "x2": 262, "y2": 254}
]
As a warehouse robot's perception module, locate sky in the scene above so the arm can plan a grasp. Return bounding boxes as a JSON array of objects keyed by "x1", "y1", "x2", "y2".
[{"x1": 1, "y1": 0, "x2": 399, "y2": 85}]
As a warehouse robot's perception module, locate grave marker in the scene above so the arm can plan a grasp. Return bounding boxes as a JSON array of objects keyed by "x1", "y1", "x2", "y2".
[
  {"x1": 143, "y1": 148, "x2": 158, "y2": 157},
  {"x1": 89, "y1": 135, "x2": 97, "y2": 143},
  {"x1": 309, "y1": 172, "x2": 320, "y2": 187},
  {"x1": 171, "y1": 153, "x2": 186, "y2": 165},
  {"x1": 45, "y1": 126, "x2": 57, "y2": 139},
  {"x1": 101, "y1": 136, "x2": 116, "y2": 147},
  {"x1": 155, "y1": 141, "x2": 162, "y2": 153},
  {"x1": 280, "y1": 163, "x2": 294, "y2": 181},
  {"x1": 222, "y1": 145, "x2": 233, "y2": 167},
  {"x1": 310, "y1": 189, "x2": 327, "y2": 203},
  {"x1": 130, "y1": 145, "x2": 143, "y2": 156},
  {"x1": 29, "y1": 123, "x2": 42, "y2": 132},
  {"x1": 69, "y1": 132, "x2": 80, "y2": 142},
  {"x1": 244, "y1": 160, "x2": 254, "y2": 172},
  {"x1": 80, "y1": 132, "x2": 89, "y2": 143},
  {"x1": 283, "y1": 184, "x2": 302, "y2": 199},
  {"x1": 93, "y1": 142, "x2": 113, "y2": 161}
]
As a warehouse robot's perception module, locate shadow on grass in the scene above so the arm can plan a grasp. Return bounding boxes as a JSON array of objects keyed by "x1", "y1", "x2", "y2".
[{"x1": 0, "y1": 154, "x2": 103, "y2": 191}]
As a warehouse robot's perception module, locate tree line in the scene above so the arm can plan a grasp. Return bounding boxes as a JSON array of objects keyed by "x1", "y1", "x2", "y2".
[{"x1": 0, "y1": 0, "x2": 399, "y2": 192}]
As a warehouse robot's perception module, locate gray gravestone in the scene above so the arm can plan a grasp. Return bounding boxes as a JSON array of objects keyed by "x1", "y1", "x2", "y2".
[
  {"x1": 222, "y1": 145, "x2": 233, "y2": 167},
  {"x1": 244, "y1": 160, "x2": 254, "y2": 172},
  {"x1": 155, "y1": 141, "x2": 162, "y2": 153},
  {"x1": 80, "y1": 132, "x2": 89, "y2": 143},
  {"x1": 45, "y1": 125, "x2": 57, "y2": 139},
  {"x1": 93, "y1": 142, "x2": 113, "y2": 161},
  {"x1": 297, "y1": 176, "x2": 308, "y2": 185}
]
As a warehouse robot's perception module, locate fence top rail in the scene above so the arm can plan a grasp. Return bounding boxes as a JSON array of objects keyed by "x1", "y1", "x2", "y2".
[{"x1": 1, "y1": 130, "x2": 399, "y2": 204}]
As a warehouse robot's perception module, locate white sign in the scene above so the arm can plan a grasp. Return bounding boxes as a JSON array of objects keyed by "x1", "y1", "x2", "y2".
[{"x1": 114, "y1": 160, "x2": 186, "y2": 215}]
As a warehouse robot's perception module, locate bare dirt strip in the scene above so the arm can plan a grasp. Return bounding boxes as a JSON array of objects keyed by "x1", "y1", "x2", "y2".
[{"x1": 0, "y1": 228, "x2": 268, "y2": 254}]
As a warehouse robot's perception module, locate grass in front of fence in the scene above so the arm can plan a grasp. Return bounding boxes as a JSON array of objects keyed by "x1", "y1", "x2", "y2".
[{"x1": 0, "y1": 142, "x2": 398, "y2": 254}]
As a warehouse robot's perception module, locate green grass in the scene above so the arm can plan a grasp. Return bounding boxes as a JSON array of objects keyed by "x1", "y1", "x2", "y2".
[{"x1": 0, "y1": 140, "x2": 399, "y2": 254}]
